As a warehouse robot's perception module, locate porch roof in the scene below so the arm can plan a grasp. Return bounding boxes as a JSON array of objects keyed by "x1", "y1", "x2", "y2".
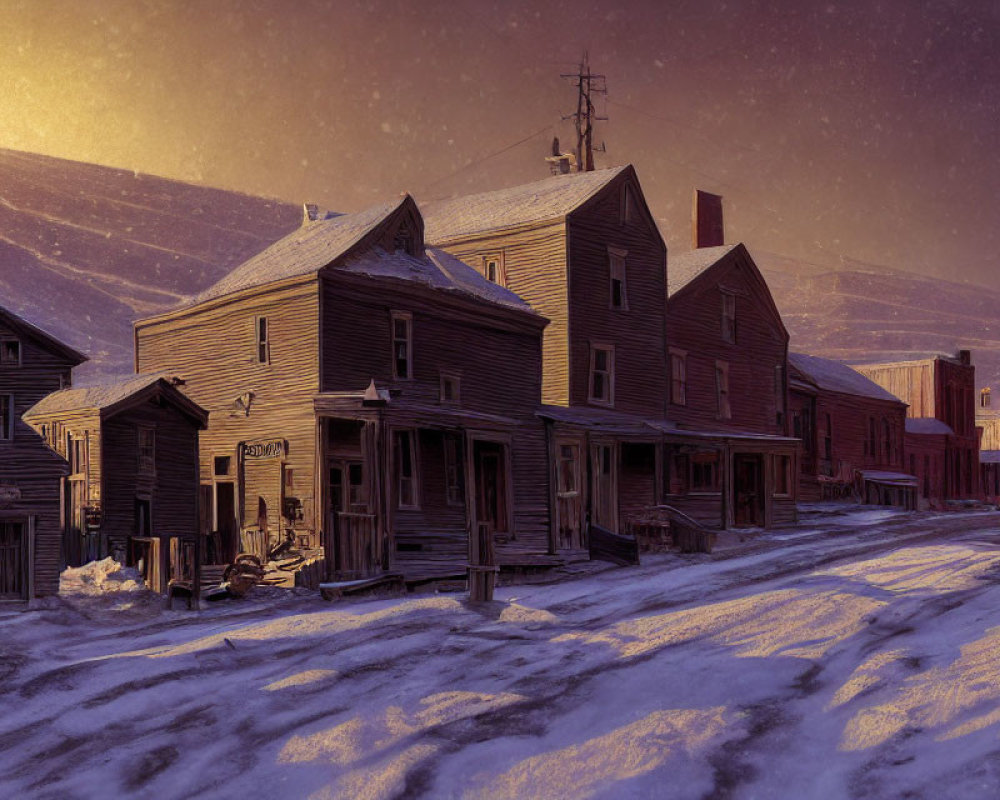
[
  {"x1": 314, "y1": 393, "x2": 518, "y2": 428},
  {"x1": 537, "y1": 405, "x2": 677, "y2": 438},
  {"x1": 859, "y1": 469, "x2": 918, "y2": 487}
]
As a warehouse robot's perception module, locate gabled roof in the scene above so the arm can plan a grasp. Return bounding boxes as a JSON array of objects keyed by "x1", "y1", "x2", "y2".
[
  {"x1": 789, "y1": 352, "x2": 904, "y2": 404},
  {"x1": 25, "y1": 373, "x2": 208, "y2": 427},
  {"x1": 188, "y1": 197, "x2": 407, "y2": 305},
  {"x1": 667, "y1": 244, "x2": 740, "y2": 297},
  {"x1": 905, "y1": 418, "x2": 954, "y2": 436},
  {"x1": 0, "y1": 305, "x2": 87, "y2": 365},
  {"x1": 422, "y1": 165, "x2": 630, "y2": 243},
  {"x1": 338, "y1": 246, "x2": 537, "y2": 315}
]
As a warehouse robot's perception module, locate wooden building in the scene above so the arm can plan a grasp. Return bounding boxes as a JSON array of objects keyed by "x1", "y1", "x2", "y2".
[
  {"x1": 425, "y1": 165, "x2": 681, "y2": 543},
  {"x1": 788, "y1": 352, "x2": 915, "y2": 508},
  {"x1": 665, "y1": 243, "x2": 800, "y2": 528},
  {"x1": 134, "y1": 196, "x2": 551, "y2": 582},
  {"x1": 24, "y1": 374, "x2": 208, "y2": 577},
  {"x1": 0, "y1": 306, "x2": 86, "y2": 601},
  {"x1": 854, "y1": 351, "x2": 981, "y2": 503},
  {"x1": 981, "y1": 450, "x2": 1000, "y2": 505}
]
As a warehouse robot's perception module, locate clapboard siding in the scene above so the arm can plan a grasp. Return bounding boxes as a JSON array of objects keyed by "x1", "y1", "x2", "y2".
[
  {"x1": 430, "y1": 223, "x2": 570, "y2": 405},
  {"x1": 0, "y1": 316, "x2": 82, "y2": 598},
  {"x1": 567, "y1": 179, "x2": 668, "y2": 417},
  {"x1": 136, "y1": 281, "x2": 321, "y2": 536},
  {"x1": 101, "y1": 403, "x2": 200, "y2": 552}
]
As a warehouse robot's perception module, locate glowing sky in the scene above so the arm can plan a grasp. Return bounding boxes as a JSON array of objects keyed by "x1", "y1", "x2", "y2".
[{"x1": 2, "y1": 1, "x2": 998, "y2": 284}]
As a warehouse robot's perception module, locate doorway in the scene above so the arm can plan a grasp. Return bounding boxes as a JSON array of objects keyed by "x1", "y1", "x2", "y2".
[
  {"x1": 590, "y1": 441, "x2": 617, "y2": 531},
  {"x1": 0, "y1": 520, "x2": 26, "y2": 600},
  {"x1": 214, "y1": 482, "x2": 237, "y2": 563},
  {"x1": 733, "y1": 454, "x2": 764, "y2": 527},
  {"x1": 327, "y1": 459, "x2": 373, "y2": 576},
  {"x1": 556, "y1": 441, "x2": 584, "y2": 549}
]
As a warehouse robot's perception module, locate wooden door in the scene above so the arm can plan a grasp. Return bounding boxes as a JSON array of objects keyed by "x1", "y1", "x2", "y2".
[
  {"x1": 556, "y1": 442, "x2": 584, "y2": 549},
  {"x1": 476, "y1": 450, "x2": 506, "y2": 534},
  {"x1": 0, "y1": 520, "x2": 25, "y2": 599},
  {"x1": 215, "y1": 482, "x2": 238, "y2": 563},
  {"x1": 733, "y1": 454, "x2": 764, "y2": 527},
  {"x1": 328, "y1": 460, "x2": 375, "y2": 577},
  {"x1": 591, "y1": 442, "x2": 616, "y2": 531}
]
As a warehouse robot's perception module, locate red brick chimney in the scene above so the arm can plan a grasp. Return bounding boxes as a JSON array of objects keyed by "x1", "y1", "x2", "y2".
[{"x1": 693, "y1": 190, "x2": 724, "y2": 248}]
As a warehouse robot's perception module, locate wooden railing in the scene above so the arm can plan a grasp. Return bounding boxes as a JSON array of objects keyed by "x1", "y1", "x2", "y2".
[
  {"x1": 630, "y1": 505, "x2": 719, "y2": 554},
  {"x1": 588, "y1": 521, "x2": 640, "y2": 566}
]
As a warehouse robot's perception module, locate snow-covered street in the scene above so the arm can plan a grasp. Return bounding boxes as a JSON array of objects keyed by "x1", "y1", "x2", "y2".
[{"x1": 6, "y1": 506, "x2": 1000, "y2": 799}]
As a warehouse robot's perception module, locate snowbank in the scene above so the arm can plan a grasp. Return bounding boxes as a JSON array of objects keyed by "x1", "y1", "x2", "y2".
[{"x1": 60, "y1": 557, "x2": 146, "y2": 596}]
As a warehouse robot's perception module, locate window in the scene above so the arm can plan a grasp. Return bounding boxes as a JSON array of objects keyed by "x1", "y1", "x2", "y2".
[
  {"x1": 391, "y1": 312, "x2": 412, "y2": 380},
  {"x1": 774, "y1": 455, "x2": 791, "y2": 495},
  {"x1": 775, "y1": 365, "x2": 785, "y2": 425},
  {"x1": 882, "y1": 418, "x2": 892, "y2": 463},
  {"x1": 982, "y1": 388, "x2": 992, "y2": 408},
  {"x1": 440, "y1": 373, "x2": 460, "y2": 405},
  {"x1": 691, "y1": 452, "x2": 719, "y2": 491},
  {"x1": 255, "y1": 317, "x2": 270, "y2": 364},
  {"x1": 589, "y1": 345, "x2": 615, "y2": 406},
  {"x1": 669, "y1": 349, "x2": 687, "y2": 406},
  {"x1": 715, "y1": 361, "x2": 731, "y2": 419},
  {"x1": 348, "y1": 463, "x2": 365, "y2": 509},
  {"x1": 0, "y1": 339, "x2": 20, "y2": 366},
  {"x1": 484, "y1": 253, "x2": 505, "y2": 286},
  {"x1": 668, "y1": 451, "x2": 690, "y2": 495},
  {"x1": 868, "y1": 417, "x2": 877, "y2": 459},
  {"x1": 608, "y1": 247, "x2": 628, "y2": 309},
  {"x1": 721, "y1": 291, "x2": 736, "y2": 343},
  {"x1": 68, "y1": 435, "x2": 87, "y2": 474},
  {"x1": 393, "y1": 429, "x2": 418, "y2": 508},
  {"x1": 443, "y1": 433, "x2": 464, "y2": 506},
  {"x1": 214, "y1": 456, "x2": 231, "y2": 476},
  {"x1": 138, "y1": 426, "x2": 155, "y2": 475},
  {"x1": 0, "y1": 394, "x2": 12, "y2": 440},
  {"x1": 393, "y1": 223, "x2": 414, "y2": 255},
  {"x1": 619, "y1": 183, "x2": 634, "y2": 225},
  {"x1": 558, "y1": 444, "x2": 579, "y2": 495}
]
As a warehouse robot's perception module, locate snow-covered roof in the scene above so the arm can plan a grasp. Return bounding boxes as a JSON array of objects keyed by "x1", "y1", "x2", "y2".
[
  {"x1": 339, "y1": 246, "x2": 535, "y2": 314},
  {"x1": 789, "y1": 352, "x2": 904, "y2": 404},
  {"x1": 422, "y1": 165, "x2": 629, "y2": 243},
  {"x1": 859, "y1": 470, "x2": 918, "y2": 486},
  {"x1": 667, "y1": 245, "x2": 739, "y2": 297},
  {"x1": 905, "y1": 418, "x2": 954, "y2": 436},
  {"x1": 188, "y1": 198, "x2": 404, "y2": 305},
  {"x1": 25, "y1": 373, "x2": 206, "y2": 425},
  {"x1": 537, "y1": 404, "x2": 675, "y2": 436}
]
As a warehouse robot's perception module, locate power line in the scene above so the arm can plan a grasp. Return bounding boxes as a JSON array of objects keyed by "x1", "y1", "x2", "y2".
[{"x1": 420, "y1": 123, "x2": 554, "y2": 198}]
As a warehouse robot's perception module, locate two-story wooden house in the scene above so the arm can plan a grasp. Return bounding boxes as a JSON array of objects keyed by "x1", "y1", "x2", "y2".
[
  {"x1": 788, "y1": 352, "x2": 914, "y2": 507},
  {"x1": 135, "y1": 196, "x2": 551, "y2": 582},
  {"x1": 424, "y1": 165, "x2": 674, "y2": 546},
  {"x1": 24, "y1": 374, "x2": 208, "y2": 577},
  {"x1": 854, "y1": 351, "x2": 981, "y2": 504},
  {"x1": 665, "y1": 243, "x2": 800, "y2": 528},
  {"x1": 0, "y1": 305, "x2": 86, "y2": 601}
]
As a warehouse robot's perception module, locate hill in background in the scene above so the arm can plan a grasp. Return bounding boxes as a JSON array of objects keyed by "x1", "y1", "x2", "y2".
[{"x1": 1, "y1": 147, "x2": 996, "y2": 394}]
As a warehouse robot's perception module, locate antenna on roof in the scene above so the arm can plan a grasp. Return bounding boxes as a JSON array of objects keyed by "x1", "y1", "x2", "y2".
[{"x1": 560, "y1": 52, "x2": 608, "y2": 172}]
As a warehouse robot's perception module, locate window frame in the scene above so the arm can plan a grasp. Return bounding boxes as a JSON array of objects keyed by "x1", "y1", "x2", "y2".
[
  {"x1": 137, "y1": 425, "x2": 156, "y2": 476},
  {"x1": 393, "y1": 428, "x2": 420, "y2": 510},
  {"x1": 390, "y1": 311, "x2": 413, "y2": 381},
  {"x1": 715, "y1": 360, "x2": 731, "y2": 420},
  {"x1": 720, "y1": 290, "x2": 737, "y2": 343},
  {"x1": 483, "y1": 252, "x2": 506, "y2": 286},
  {"x1": 254, "y1": 316, "x2": 271, "y2": 365},
  {"x1": 0, "y1": 339, "x2": 22, "y2": 367},
  {"x1": 669, "y1": 348, "x2": 687, "y2": 406},
  {"x1": 0, "y1": 394, "x2": 13, "y2": 441},
  {"x1": 443, "y1": 432, "x2": 464, "y2": 507},
  {"x1": 439, "y1": 372, "x2": 461, "y2": 406},
  {"x1": 588, "y1": 343, "x2": 615, "y2": 407},
  {"x1": 773, "y1": 454, "x2": 792, "y2": 497},
  {"x1": 608, "y1": 246, "x2": 629, "y2": 310}
]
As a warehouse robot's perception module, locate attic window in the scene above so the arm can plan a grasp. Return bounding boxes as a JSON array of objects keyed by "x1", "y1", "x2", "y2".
[
  {"x1": 620, "y1": 183, "x2": 634, "y2": 225},
  {"x1": 391, "y1": 311, "x2": 412, "y2": 380},
  {"x1": 255, "y1": 317, "x2": 270, "y2": 364},
  {"x1": 393, "y1": 224, "x2": 414, "y2": 256},
  {"x1": 982, "y1": 388, "x2": 992, "y2": 408},
  {"x1": 0, "y1": 339, "x2": 20, "y2": 366},
  {"x1": 484, "y1": 254, "x2": 506, "y2": 286},
  {"x1": 440, "y1": 372, "x2": 460, "y2": 405}
]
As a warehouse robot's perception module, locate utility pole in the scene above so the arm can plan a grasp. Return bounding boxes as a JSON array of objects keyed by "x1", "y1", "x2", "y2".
[{"x1": 561, "y1": 52, "x2": 608, "y2": 172}]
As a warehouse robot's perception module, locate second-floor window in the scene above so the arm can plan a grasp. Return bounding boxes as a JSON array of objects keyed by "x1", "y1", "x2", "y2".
[
  {"x1": 589, "y1": 345, "x2": 615, "y2": 406},
  {"x1": 255, "y1": 317, "x2": 270, "y2": 364},
  {"x1": 440, "y1": 372, "x2": 460, "y2": 405},
  {"x1": 609, "y1": 247, "x2": 628, "y2": 310},
  {"x1": 0, "y1": 339, "x2": 21, "y2": 366},
  {"x1": 669, "y1": 349, "x2": 687, "y2": 406},
  {"x1": 721, "y1": 291, "x2": 736, "y2": 343},
  {"x1": 715, "y1": 361, "x2": 731, "y2": 419},
  {"x1": 391, "y1": 312, "x2": 412, "y2": 380},
  {"x1": 138, "y1": 426, "x2": 155, "y2": 475},
  {"x1": 0, "y1": 394, "x2": 12, "y2": 440}
]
